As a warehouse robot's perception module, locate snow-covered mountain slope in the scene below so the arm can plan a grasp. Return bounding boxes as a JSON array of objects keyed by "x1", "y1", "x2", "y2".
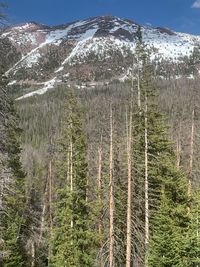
[{"x1": 1, "y1": 15, "x2": 200, "y2": 98}]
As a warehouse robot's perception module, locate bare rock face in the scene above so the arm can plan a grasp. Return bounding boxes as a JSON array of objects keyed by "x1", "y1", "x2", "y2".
[{"x1": 1, "y1": 16, "x2": 200, "y2": 99}]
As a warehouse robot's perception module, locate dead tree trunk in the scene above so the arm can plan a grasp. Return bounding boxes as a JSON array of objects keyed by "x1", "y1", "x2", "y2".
[
  {"x1": 39, "y1": 177, "x2": 48, "y2": 244},
  {"x1": 97, "y1": 135, "x2": 103, "y2": 267},
  {"x1": 48, "y1": 159, "x2": 53, "y2": 234},
  {"x1": 126, "y1": 108, "x2": 133, "y2": 267},
  {"x1": 188, "y1": 108, "x2": 195, "y2": 196},
  {"x1": 176, "y1": 122, "x2": 182, "y2": 170},
  {"x1": 31, "y1": 236, "x2": 36, "y2": 267},
  {"x1": 176, "y1": 138, "x2": 181, "y2": 170},
  {"x1": 137, "y1": 66, "x2": 141, "y2": 110},
  {"x1": 70, "y1": 138, "x2": 73, "y2": 229},
  {"x1": 98, "y1": 135, "x2": 103, "y2": 235},
  {"x1": 109, "y1": 107, "x2": 114, "y2": 267},
  {"x1": 144, "y1": 91, "x2": 149, "y2": 266},
  {"x1": 67, "y1": 150, "x2": 70, "y2": 183}
]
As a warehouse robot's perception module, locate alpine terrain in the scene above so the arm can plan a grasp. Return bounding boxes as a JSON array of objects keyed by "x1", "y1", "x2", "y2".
[
  {"x1": 1, "y1": 12, "x2": 200, "y2": 267},
  {"x1": 1, "y1": 15, "x2": 200, "y2": 99}
]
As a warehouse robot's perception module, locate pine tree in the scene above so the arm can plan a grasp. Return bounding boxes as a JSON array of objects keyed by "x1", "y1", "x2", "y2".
[
  {"x1": 50, "y1": 90, "x2": 99, "y2": 266},
  {"x1": 0, "y1": 75, "x2": 26, "y2": 266},
  {"x1": 185, "y1": 190, "x2": 200, "y2": 266},
  {"x1": 148, "y1": 186, "x2": 188, "y2": 267},
  {"x1": 132, "y1": 27, "x2": 190, "y2": 266},
  {"x1": 125, "y1": 106, "x2": 133, "y2": 267}
]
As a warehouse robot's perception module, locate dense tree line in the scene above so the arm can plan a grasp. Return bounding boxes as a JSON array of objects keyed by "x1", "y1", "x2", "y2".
[{"x1": 5, "y1": 75, "x2": 200, "y2": 267}]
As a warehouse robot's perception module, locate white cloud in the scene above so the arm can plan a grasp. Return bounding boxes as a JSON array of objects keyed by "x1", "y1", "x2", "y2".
[{"x1": 192, "y1": 0, "x2": 200, "y2": 8}]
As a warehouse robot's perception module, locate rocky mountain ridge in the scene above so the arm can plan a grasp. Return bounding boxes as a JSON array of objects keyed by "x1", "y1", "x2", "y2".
[{"x1": 1, "y1": 15, "x2": 200, "y2": 99}]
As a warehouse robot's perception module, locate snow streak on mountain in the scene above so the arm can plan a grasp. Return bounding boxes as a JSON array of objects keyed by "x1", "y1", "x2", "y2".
[{"x1": 1, "y1": 16, "x2": 200, "y2": 98}]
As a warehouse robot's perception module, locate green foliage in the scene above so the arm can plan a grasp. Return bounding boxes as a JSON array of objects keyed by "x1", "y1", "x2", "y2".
[
  {"x1": 0, "y1": 76, "x2": 27, "y2": 266},
  {"x1": 50, "y1": 90, "x2": 100, "y2": 266},
  {"x1": 148, "y1": 191, "x2": 188, "y2": 267},
  {"x1": 132, "y1": 34, "x2": 190, "y2": 266},
  {"x1": 185, "y1": 191, "x2": 200, "y2": 266}
]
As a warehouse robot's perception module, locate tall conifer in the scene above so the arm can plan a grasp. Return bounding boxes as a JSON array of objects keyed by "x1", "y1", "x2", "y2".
[
  {"x1": 50, "y1": 90, "x2": 99, "y2": 266},
  {"x1": 132, "y1": 27, "x2": 190, "y2": 266},
  {"x1": 0, "y1": 75, "x2": 26, "y2": 266}
]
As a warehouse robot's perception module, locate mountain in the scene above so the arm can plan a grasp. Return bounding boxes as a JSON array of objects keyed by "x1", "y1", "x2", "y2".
[{"x1": 1, "y1": 15, "x2": 200, "y2": 99}]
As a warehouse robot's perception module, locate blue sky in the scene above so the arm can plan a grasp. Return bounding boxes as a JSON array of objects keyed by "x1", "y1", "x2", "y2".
[{"x1": 4, "y1": 0, "x2": 200, "y2": 35}]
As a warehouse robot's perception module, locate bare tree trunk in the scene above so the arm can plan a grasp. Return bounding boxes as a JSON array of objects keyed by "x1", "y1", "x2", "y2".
[
  {"x1": 176, "y1": 122, "x2": 182, "y2": 170},
  {"x1": 109, "y1": 107, "x2": 114, "y2": 267},
  {"x1": 67, "y1": 150, "x2": 70, "y2": 183},
  {"x1": 126, "y1": 108, "x2": 133, "y2": 267},
  {"x1": 98, "y1": 135, "x2": 103, "y2": 235},
  {"x1": 39, "y1": 177, "x2": 48, "y2": 244},
  {"x1": 176, "y1": 138, "x2": 181, "y2": 170},
  {"x1": 137, "y1": 67, "x2": 141, "y2": 109},
  {"x1": 31, "y1": 238, "x2": 36, "y2": 267},
  {"x1": 144, "y1": 91, "x2": 149, "y2": 267},
  {"x1": 31, "y1": 225, "x2": 36, "y2": 267},
  {"x1": 188, "y1": 108, "x2": 195, "y2": 196},
  {"x1": 97, "y1": 135, "x2": 103, "y2": 267},
  {"x1": 70, "y1": 138, "x2": 73, "y2": 229},
  {"x1": 48, "y1": 160, "x2": 53, "y2": 234}
]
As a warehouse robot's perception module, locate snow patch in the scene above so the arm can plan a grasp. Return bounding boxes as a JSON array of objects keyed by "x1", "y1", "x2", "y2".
[
  {"x1": 77, "y1": 27, "x2": 99, "y2": 41},
  {"x1": 8, "y1": 80, "x2": 17, "y2": 85},
  {"x1": 54, "y1": 66, "x2": 64, "y2": 73},
  {"x1": 61, "y1": 37, "x2": 135, "y2": 66},
  {"x1": 16, "y1": 77, "x2": 57, "y2": 100},
  {"x1": 2, "y1": 31, "x2": 11, "y2": 37},
  {"x1": 5, "y1": 23, "x2": 80, "y2": 74},
  {"x1": 4, "y1": 16, "x2": 200, "y2": 78}
]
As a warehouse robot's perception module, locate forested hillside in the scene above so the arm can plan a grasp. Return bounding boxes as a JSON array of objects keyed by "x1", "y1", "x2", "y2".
[{"x1": 1, "y1": 8, "x2": 200, "y2": 267}]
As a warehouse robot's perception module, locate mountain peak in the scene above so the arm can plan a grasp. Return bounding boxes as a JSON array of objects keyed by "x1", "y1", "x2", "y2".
[
  {"x1": 1, "y1": 15, "x2": 200, "y2": 99},
  {"x1": 3, "y1": 21, "x2": 49, "y2": 33}
]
